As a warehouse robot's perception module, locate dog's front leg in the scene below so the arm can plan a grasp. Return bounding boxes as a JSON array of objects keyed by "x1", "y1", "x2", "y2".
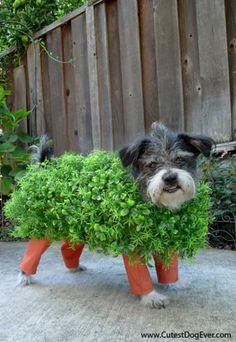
[
  {"x1": 140, "y1": 289, "x2": 169, "y2": 309},
  {"x1": 122, "y1": 256, "x2": 169, "y2": 309}
]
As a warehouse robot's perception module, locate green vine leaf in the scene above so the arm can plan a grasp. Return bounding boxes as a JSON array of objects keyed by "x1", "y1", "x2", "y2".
[
  {"x1": 1, "y1": 177, "x2": 12, "y2": 195},
  {"x1": 0, "y1": 142, "x2": 16, "y2": 153}
]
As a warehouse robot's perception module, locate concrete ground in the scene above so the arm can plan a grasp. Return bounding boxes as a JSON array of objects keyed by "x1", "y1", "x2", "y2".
[{"x1": 0, "y1": 242, "x2": 235, "y2": 342}]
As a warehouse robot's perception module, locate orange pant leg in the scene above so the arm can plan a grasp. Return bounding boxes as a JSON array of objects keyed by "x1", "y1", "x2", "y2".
[
  {"x1": 153, "y1": 253, "x2": 179, "y2": 284},
  {"x1": 20, "y1": 240, "x2": 51, "y2": 275},
  {"x1": 61, "y1": 241, "x2": 85, "y2": 269},
  {"x1": 122, "y1": 255, "x2": 153, "y2": 295}
]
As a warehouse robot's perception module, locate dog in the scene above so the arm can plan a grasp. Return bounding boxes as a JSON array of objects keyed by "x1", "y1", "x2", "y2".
[{"x1": 17, "y1": 122, "x2": 214, "y2": 308}]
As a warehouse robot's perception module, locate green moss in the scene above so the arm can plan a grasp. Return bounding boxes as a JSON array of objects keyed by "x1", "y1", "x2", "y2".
[{"x1": 4, "y1": 151, "x2": 212, "y2": 264}]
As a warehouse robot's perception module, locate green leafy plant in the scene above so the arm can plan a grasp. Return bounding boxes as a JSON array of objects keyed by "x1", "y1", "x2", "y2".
[
  {"x1": 0, "y1": 0, "x2": 86, "y2": 52},
  {"x1": 199, "y1": 154, "x2": 236, "y2": 218},
  {"x1": 5, "y1": 151, "x2": 212, "y2": 264},
  {"x1": 198, "y1": 154, "x2": 236, "y2": 249},
  {"x1": 0, "y1": 85, "x2": 33, "y2": 195},
  {"x1": 0, "y1": 0, "x2": 86, "y2": 88}
]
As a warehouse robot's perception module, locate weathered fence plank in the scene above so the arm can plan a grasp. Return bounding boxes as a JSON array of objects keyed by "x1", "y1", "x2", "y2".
[
  {"x1": 106, "y1": 0, "x2": 125, "y2": 149},
  {"x1": 195, "y1": 0, "x2": 231, "y2": 142},
  {"x1": 95, "y1": 2, "x2": 113, "y2": 151},
  {"x1": 46, "y1": 28, "x2": 68, "y2": 155},
  {"x1": 117, "y1": 0, "x2": 145, "y2": 144},
  {"x1": 40, "y1": 42, "x2": 53, "y2": 139},
  {"x1": 61, "y1": 23, "x2": 78, "y2": 152},
  {"x1": 27, "y1": 44, "x2": 36, "y2": 136},
  {"x1": 27, "y1": 43, "x2": 45, "y2": 136},
  {"x1": 138, "y1": 0, "x2": 159, "y2": 131},
  {"x1": 86, "y1": 5, "x2": 101, "y2": 149},
  {"x1": 178, "y1": 0, "x2": 202, "y2": 134},
  {"x1": 153, "y1": 0, "x2": 184, "y2": 131},
  {"x1": 13, "y1": 65, "x2": 27, "y2": 131},
  {"x1": 225, "y1": 0, "x2": 236, "y2": 141},
  {"x1": 13, "y1": 65, "x2": 27, "y2": 111},
  {"x1": 71, "y1": 13, "x2": 93, "y2": 154}
]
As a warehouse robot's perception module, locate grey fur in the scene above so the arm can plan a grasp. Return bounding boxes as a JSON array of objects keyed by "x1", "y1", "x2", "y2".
[{"x1": 29, "y1": 135, "x2": 53, "y2": 165}]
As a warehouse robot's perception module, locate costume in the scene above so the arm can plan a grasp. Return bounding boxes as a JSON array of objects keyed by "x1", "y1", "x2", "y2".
[
  {"x1": 20, "y1": 240, "x2": 178, "y2": 295},
  {"x1": 20, "y1": 240, "x2": 84, "y2": 275}
]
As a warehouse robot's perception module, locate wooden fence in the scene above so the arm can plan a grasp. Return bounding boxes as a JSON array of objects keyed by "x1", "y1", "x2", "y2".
[{"x1": 4, "y1": 0, "x2": 236, "y2": 155}]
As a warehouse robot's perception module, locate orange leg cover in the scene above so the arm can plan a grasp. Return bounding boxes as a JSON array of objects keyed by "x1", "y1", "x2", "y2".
[
  {"x1": 122, "y1": 255, "x2": 153, "y2": 295},
  {"x1": 20, "y1": 239, "x2": 51, "y2": 275},
  {"x1": 20, "y1": 240, "x2": 85, "y2": 275},
  {"x1": 153, "y1": 253, "x2": 179, "y2": 284},
  {"x1": 60, "y1": 241, "x2": 85, "y2": 269}
]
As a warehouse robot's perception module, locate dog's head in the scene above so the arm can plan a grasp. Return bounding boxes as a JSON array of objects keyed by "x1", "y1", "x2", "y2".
[{"x1": 119, "y1": 122, "x2": 215, "y2": 211}]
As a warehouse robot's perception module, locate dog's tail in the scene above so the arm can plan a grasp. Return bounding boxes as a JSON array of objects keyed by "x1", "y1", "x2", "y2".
[{"x1": 30, "y1": 135, "x2": 54, "y2": 164}]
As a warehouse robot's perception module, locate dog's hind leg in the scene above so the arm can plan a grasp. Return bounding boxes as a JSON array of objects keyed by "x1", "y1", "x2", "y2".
[
  {"x1": 17, "y1": 239, "x2": 51, "y2": 286},
  {"x1": 68, "y1": 265, "x2": 87, "y2": 272},
  {"x1": 122, "y1": 255, "x2": 169, "y2": 309},
  {"x1": 61, "y1": 241, "x2": 86, "y2": 272}
]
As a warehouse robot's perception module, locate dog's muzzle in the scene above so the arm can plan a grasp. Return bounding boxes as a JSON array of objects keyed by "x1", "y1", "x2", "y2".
[{"x1": 147, "y1": 168, "x2": 196, "y2": 211}]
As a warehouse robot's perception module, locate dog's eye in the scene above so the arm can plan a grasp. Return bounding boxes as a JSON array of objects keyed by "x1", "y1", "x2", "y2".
[
  {"x1": 175, "y1": 157, "x2": 185, "y2": 163},
  {"x1": 148, "y1": 162, "x2": 158, "y2": 169}
]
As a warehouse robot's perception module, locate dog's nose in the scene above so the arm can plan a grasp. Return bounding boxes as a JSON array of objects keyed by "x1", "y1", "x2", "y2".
[{"x1": 162, "y1": 172, "x2": 178, "y2": 184}]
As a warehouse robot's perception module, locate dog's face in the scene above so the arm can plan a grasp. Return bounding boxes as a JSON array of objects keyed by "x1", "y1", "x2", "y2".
[{"x1": 119, "y1": 123, "x2": 214, "y2": 211}]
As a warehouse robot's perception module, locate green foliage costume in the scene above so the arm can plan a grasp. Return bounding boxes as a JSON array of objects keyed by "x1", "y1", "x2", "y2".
[{"x1": 5, "y1": 151, "x2": 212, "y2": 264}]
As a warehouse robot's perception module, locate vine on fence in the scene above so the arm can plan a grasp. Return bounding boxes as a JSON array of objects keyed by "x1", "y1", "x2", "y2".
[
  {"x1": 0, "y1": 0, "x2": 85, "y2": 87},
  {"x1": 0, "y1": 0, "x2": 86, "y2": 51}
]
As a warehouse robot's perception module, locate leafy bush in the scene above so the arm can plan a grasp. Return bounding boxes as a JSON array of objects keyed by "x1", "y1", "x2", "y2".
[
  {"x1": 0, "y1": 0, "x2": 86, "y2": 88},
  {"x1": 0, "y1": 220, "x2": 22, "y2": 241},
  {"x1": 5, "y1": 151, "x2": 212, "y2": 264},
  {"x1": 0, "y1": 85, "x2": 33, "y2": 195},
  {"x1": 0, "y1": 0, "x2": 86, "y2": 51},
  {"x1": 199, "y1": 154, "x2": 236, "y2": 219},
  {"x1": 199, "y1": 154, "x2": 236, "y2": 250}
]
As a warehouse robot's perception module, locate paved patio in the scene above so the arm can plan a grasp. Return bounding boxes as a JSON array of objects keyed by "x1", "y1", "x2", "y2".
[{"x1": 0, "y1": 242, "x2": 235, "y2": 342}]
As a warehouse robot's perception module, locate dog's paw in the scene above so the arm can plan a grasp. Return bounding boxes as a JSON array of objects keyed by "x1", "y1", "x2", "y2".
[
  {"x1": 17, "y1": 271, "x2": 32, "y2": 286},
  {"x1": 158, "y1": 279, "x2": 186, "y2": 291},
  {"x1": 140, "y1": 290, "x2": 169, "y2": 309},
  {"x1": 68, "y1": 264, "x2": 87, "y2": 272}
]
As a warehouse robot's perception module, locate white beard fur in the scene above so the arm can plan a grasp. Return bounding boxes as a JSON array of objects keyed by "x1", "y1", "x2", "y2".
[{"x1": 147, "y1": 168, "x2": 196, "y2": 211}]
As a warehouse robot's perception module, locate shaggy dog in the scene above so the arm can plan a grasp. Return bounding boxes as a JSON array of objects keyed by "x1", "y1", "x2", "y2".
[{"x1": 17, "y1": 122, "x2": 214, "y2": 308}]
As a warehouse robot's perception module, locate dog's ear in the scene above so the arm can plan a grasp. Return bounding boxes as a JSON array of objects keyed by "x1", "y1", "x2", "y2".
[
  {"x1": 119, "y1": 138, "x2": 151, "y2": 167},
  {"x1": 178, "y1": 133, "x2": 215, "y2": 157}
]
